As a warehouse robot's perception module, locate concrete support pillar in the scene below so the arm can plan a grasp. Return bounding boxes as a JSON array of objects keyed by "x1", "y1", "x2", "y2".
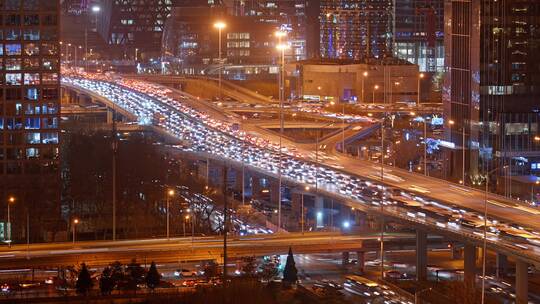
[
  {"x1": 464, "y1": 243, "x2": 476, "y2": 289},
  {"x1": 341, "y1": 252, "x2": 349, "y2": 266},
  {"x1": 340, "y1": 204, "x2": 351, "y2": 226},
  {"x1": 269, "y1": 180, "x2": 280, "y2": 206},
  {"x1": 234, "y1": 169, "x2": 244, "y2": 194},
  {"x1": 315, "y1": 196, "x2": 324, "y2": 228},
  {"x1": 291, "y1": 193, "x2": 302, "y2": 214},
  {"x1": 107, "y1": 109, "x2": 113, "y2": 124},
  {"x1": 209, "y1": 164, "x2": 223, "y2": 188},
  {"x1": 515, "y1": 259, "x2": 528, "y2": 304},
  {"x1": 451, "y1": 243, "x2": 462, "y2": 260},
  {"x1": 416, "y1": 230, "x2": 428, "y2": 281},
  {"x1": 251, "y1": 176, "x2": 262, "y2": 200},
  {"x1": 357, "y1": 251, "x2": 365, "y2": 274},
  {"x1": 355, "y1": 211, "x2": 367, "y2": 230},
  {"x1": 496, "y1": 253, "x2": 508, "y2": 278}
]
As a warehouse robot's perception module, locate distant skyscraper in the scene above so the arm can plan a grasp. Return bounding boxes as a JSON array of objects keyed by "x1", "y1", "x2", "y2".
[
  {"x1": 394, "y1": 0, "x2": 444, "y2": 73},
  {"x1": 319, "y1": 0, "x2": 393, "y2": 60},
  {"x1": 230, "y1": 0, "x2": 309, "y2": 61},
  {"x1": 1, "y1": 0, "x2": 61, "y2": 241},
  {"x1": 97, "y1": 0, "x2": 173, "y2": 58},
  {"x1": 443, "y1": 0, "x2": 540, "y2": 184}
]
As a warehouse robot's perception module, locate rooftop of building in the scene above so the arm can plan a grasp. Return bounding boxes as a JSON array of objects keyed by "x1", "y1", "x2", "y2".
[{"x1": 294, "y1": 57, "x2": 414, "y2": 66}]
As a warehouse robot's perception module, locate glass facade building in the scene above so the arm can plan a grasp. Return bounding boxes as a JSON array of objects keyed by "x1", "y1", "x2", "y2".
[
  {"x1": 97, "y1": 0, "x2": 173, "y2": 58},
  {"x1": 394, "y1": 0, "x2": 444, "y2": 73},
  {"x1": 319, "y1": 0, "x2": 393, "y2": 60},
  {"x1": 0, "y1": 0, "x2": 61, "y2": 241},
  {"x1": 443, "y1": 0, "x2": 540, "y2": 184}
]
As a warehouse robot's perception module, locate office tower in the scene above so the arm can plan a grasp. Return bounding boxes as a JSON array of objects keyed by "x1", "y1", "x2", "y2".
[
  {"x1": 319, "y1": 0, "x2": 393, "y2": 60},
  {"x1": 1, "y1": 0, "x2": 61, "y2": 241},
  {"x1": 97, "y1": 0, "x2": 174, "y2": 59},
  {"x1": 444, "y1": 0, "x2": 540, "y2": 184},
  {"x1": 394, "y1": 0, "x2": 444, "y2": 73},
  {"x1": 230, "y1": 0, "x2": 309, "y2": 61}
]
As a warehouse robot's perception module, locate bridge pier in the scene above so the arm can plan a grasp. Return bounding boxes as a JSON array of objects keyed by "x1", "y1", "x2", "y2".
[
  {"x1": 515, "y1": 259, "x2": 528, "y2": 304},
  {"x1": 269, "y1": 179, "x2": 280, "y2": 206},
  {"x1": 342, "y1": 252, "x2": 350, "y2": 267},
  {"x1": 340, "y1": 204, "x2": 351, "y2": 228},
  {"x1": 250, "y1": 175, "x2": 264, "y2": 200},
  {"x1": 416, "y1": 230, "x2": 428, "y2": 281},
  {"x1": 496, "y1": 253, "x2": 508, "y2": 278},
  {"x1": 464, "y1": 243, "x2": 476, "y2": 290},
  {"x1": 356, "y1": 251, "x2": 365, "y2": 274},
  {"x1": 315, "y1": 196, "x2": 324, "y2": 228},
  {"x1": 450, "y1": 242, "x2": 462, "y2": 260}
]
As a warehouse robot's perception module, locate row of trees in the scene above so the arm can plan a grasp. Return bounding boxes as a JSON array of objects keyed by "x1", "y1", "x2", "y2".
[
  {"x1": 75, "y1": 248, "x2": 299, "y2": 295},
  {"x1": 75, "y1": 259, "x2": 161, "y2": 295}
]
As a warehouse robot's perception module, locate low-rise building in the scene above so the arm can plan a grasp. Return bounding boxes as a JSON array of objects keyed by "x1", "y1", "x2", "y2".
[{"x1": 290, "y1": 58, "x2": 420, "y2": 104}]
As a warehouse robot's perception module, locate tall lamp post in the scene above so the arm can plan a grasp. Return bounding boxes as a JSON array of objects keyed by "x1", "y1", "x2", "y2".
[
  {"x1": 362, "y1": 71, "x2": 368, "y2": 103},
  {"x1": 7, "y1": 196, "x2": 15, "y2": 248},
  {"x1": 166, "y1": 189, "x2": 175, "y2": 240},
  {"x1": 214, "y1": 21, "x2": 226, "y2": 101},
  {"x1": 481, "y1": 165, "x2": 507, "y2": 304},
  {"x1": 276, "y1": 40, "x2": 289, "y2": 231},
  {"x1": 72, "y1": 218, "x2": 79, "y2": 244},
  {"x1": 372, "y1": 85, "x2": 379, "y2": 104},
  {"x1": 417, "y1": 72, "x2": 424, "y2": 106}
]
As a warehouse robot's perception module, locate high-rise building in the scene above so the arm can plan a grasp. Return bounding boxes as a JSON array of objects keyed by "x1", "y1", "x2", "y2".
[
  {"x1": 97, "y1": 0, "x2": 173, "y2": 59},
  {"x1": 443, "y1": 0, "x2": 540, "y2": 185},
  {"x1": 394, "y1": 0, "x2": 444, "y2": 73},
  {"x1": 1, "y1": 0, "x2": 62, "y2": 242},
  {"x1": 319, "y1": 0, "x2": 393, "y2": 60},
  {"x1": 229, "y1": 0, "x2": 309, "y2": 61}
]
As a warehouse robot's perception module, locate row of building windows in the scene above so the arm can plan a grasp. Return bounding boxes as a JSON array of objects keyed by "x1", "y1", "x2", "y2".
[
  {"x1": 0, "y1": 28, "x2": 58, "y2": 41},
  {"x1": 1, "y1": 103, "x2": 58, "y2": 115},
  {"x1": 0, "y1": 131, "x2": 58, "y2": 145},
  {"x1": 0, "y1": 43, "x2": 58, "y2": 56},
  {"x1": 0, "y1": 57, "x2": 59, "y2": 70},
  {"x1": 0, "y1": 72, "x2": 58, "y2": 85},
  {"x1": 0, "y1": 161, "x2": 58, "y2": 175},
  {"x1": 0, "y1": 147, "x2": 57, "y2": 159},
  {"x1": 0, "y1": 117, "x2": 58, "y2": 129},
  {"x1": 0, "y1": 13, "x2": 57, "y2": 26},
  {"x1": 1, "y1": 0, "x2": 58, "y2": 11},
  {"x1": 0, "y1": 87, "x2": 58, "y2": 101}
]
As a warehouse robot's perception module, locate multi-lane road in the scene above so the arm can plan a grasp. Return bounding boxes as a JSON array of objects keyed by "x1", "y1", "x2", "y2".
[
  {"x1": 0, "y1": 232, "x2": 424, "y2": 269},
  {"x1": 61, "y1": 73, "x2": 540, "y2": 266}
]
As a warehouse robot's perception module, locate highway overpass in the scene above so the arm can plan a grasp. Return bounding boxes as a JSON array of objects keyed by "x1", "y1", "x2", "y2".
[
  {"x1": 0, "y1": 232, "x2": 426, "y2": 269},
  {"x1": 61, "y1": 74, "x2": 536, "y2": 303}
]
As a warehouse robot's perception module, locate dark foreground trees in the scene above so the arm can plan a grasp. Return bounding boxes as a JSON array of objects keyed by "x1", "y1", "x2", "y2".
[
  {"x1": 282, "y1": 247, "x2": 298, "y2": 286},
  {"x1": 76, "y1": 263, "x2": 93, "y2": 295},
  {"x1": 146, "y1": 261, "x2": 161, "y2": 290}
]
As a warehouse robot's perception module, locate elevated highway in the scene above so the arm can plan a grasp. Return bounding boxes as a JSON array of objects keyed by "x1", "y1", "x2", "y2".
[
  {"x1": 0, "y1": 232, "x2": 423, "y2": 269},
  {"x1": 60, "y1": 74, "x2": 540, "y2": 265}
]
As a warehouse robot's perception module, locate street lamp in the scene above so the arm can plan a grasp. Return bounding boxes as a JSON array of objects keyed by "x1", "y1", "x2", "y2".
[
  {"x1": 7, "y1": 196, "x2": 15, "y2": 248},
  {"x1": 481, "y1": 165, "x2": 508, "y2": 304},
  {"x1": 373, "y1": 85, "x2": 379, "y2": 104},
  {"x1": 72, "y1": 219, "x2": 79, "y2": 244},
  {"x1": 183, "y1": 215, "x2": 190, "y2": 237},
  {"x1": 531, "y1": 179, "x2": 539, "y2": 205},
  {"x1": 166, "y1": 189, "x2": 175, "y2": 240},
  {"x1": 214, "y1": 21, "x2": 226, "y2": 101},
  {"x1": 417, "y1": 73, "x2": 425, "y2": 106},
  {"x1": 276, "y1": 42, "x2": 290, "y2": 232},
  {"x1": 301, "y1": 186, "x2": 310, "y2": 234},
  {"x1": 362, "y1": 71, "x2": 368, "y2": 103}
]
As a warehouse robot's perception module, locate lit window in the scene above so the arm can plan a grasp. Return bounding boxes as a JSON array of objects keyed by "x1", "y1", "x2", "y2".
[
  {"x1": 24, "y1": 73, "x2": 40, "y2": 85},
  {"x1": 6, "y1": 73, "x2": 22, "y2": 85},
  {"x1": 24, "y1": 43, "x2": 39, "y2": 56},
  {"x1": 6, "y1": 44, "x2": 22, "y2": 55}
]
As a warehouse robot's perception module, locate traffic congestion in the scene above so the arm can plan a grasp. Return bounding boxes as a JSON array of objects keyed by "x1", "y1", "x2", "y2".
[{"x1": 62, "y1": 72, "x2": 540, "y2": 264}]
